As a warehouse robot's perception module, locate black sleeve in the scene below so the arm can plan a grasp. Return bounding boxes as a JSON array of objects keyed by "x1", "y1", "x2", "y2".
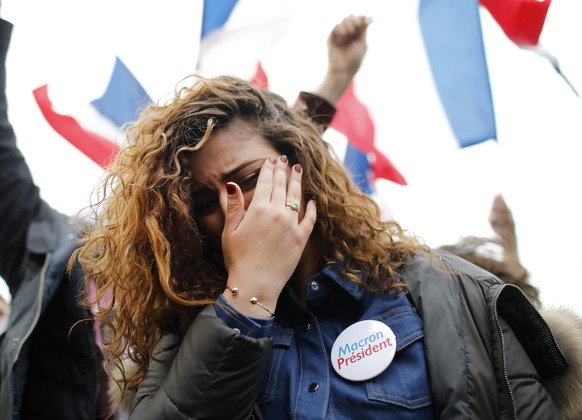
[{"x1": 0, "y1": 18, "x2": 43, "y2": 292}]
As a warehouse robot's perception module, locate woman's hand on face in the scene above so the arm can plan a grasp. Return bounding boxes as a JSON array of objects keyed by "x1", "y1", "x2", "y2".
[{"x1": 221, "y1": 155, "x2": 317, "y2": 313}]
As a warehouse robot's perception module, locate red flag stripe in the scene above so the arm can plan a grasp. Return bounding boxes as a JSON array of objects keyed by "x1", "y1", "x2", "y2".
[
  {"x1": 33, "y1": 84, "x2": 120, "y2": 168},
  {"x1": 250, "y1": 62, "x2": 269, "y2": 90},
  {"x1": 331, "y1": 82, "x2": 406, "y2": 186},
  {"x1": 480, "y1": 0, "x2": 551, "y2": 47}
]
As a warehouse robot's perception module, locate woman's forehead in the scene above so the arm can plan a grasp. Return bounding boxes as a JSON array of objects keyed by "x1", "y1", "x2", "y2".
[{"x1": 189, "y1": 120, "x2": 276, "y2": 178}]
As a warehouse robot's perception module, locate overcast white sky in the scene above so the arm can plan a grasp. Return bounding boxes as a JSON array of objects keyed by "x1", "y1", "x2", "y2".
[{"x1": 1, "y1": 0, "x2": 581, "y2": 315}]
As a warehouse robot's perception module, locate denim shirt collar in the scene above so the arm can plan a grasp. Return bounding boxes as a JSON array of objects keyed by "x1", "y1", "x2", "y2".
[{"x1": 319, "y1": 260, "x2": 365, "y2": 300}]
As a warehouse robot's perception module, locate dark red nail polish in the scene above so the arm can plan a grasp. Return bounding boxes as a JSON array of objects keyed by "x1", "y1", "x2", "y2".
[
  {"x1": 280, "y1": 155, "x2": 288, "y2": 163},
  {"x1": 294, "y1": 164, "x2": 302, "y2": 173},
  {"x1": 226, "y1": 183, "x2": 236, "y2": 195}
]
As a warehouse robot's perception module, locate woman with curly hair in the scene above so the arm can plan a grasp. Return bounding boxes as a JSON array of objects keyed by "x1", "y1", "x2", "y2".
[{"x1": 71, "y1": 68, "x2": 581, "y2": 419}]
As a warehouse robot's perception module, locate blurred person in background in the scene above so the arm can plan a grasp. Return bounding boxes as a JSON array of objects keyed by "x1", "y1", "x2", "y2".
[{"x1": 439, "y1": 194, "x2": 539, "y2": 307}]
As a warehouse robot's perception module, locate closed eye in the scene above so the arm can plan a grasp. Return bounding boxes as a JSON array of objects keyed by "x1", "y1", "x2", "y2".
[
  {"x1": 237, "y1": 171, "x2": 260, "y2": 192},
  {"x1": 193, "y1": 192, "x2": 219, "y2": 215}
]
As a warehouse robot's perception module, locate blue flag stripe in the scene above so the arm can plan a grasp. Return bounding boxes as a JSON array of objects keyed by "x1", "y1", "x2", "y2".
[
  {"x1": 419, "y1": 0, "x2": 497, "y2": 147},
  {"x1": 91, "y1": 57, "x2": 153, "y2": 128},
  {"x1": 201, "y1": 0, "x2": 239, "y2": 39},
  {"x1": 344, "y1": 144, "x2": 373, "y2": 195}
]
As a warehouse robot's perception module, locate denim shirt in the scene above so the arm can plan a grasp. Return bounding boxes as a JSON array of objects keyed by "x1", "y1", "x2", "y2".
[{"x1": 215, "y1": 263, "x2": 435, "y2": 419}]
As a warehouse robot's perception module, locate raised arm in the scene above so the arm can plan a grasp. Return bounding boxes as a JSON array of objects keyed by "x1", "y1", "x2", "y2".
[
  {"x1": 489, "y1": 194, "x2": 519, "y2": 263},
  {"x1": 0, "y1": 18, "x2": 43, "y2": 293},
  {"x1": 296, "y1": 15, "x2": 371, "y2": 128},
  {"x1": 313, "y1": 15, "x2": 370, "y2": 105}
]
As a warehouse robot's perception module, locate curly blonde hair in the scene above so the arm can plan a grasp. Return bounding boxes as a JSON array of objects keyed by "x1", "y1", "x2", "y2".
[{"x1": 71, "y1": 75, "x2": 424, "y2": 395}]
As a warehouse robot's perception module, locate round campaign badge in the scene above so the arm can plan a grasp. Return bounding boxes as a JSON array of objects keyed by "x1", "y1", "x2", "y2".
[{"x1": 330, "y1": 320, "x2": 397, "y2": 381}]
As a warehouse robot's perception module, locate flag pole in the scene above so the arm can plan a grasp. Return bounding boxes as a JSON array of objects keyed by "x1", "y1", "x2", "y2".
[{"x1": 527, "y1": 44, "x2": 580, "y2": 98}]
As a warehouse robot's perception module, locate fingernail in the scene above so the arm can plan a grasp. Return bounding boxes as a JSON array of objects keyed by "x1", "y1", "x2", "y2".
[
  {"x1": 226, "y1": 183, "x2": 236, "y2": 195},
  {"x1": 280, "y1": 155, "x2": 288, "y2": 163},
  {"x1": 293, "y1": 164, "x2": 302, "y2": 173},
  {"x1": 268, "y1": 157, "x2": 276, "y2": 164}
]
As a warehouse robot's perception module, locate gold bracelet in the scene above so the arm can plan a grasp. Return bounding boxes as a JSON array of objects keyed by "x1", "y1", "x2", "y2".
[
  {"x1": 226, "y1": 286, "x2": 239, "y2": 295},
  {"x1": 226, "y1": 286, "x2": 274, "y2": 317},
  {"x1": 249, "y1": 297, "x2": 275, "y2": 317}
]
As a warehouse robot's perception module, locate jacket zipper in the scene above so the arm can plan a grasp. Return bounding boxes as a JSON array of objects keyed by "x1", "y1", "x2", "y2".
[
  {"x1": 493, "y1": 289, "x2": 517, "y2": 420},
  {"x1": 13, "y1": 252, "x2": 51, "y2": 363}
]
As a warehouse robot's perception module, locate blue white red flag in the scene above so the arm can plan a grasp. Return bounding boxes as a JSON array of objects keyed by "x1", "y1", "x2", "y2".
[{"x1": 33, "y1": 57, "x2": 151, "y2": 168}]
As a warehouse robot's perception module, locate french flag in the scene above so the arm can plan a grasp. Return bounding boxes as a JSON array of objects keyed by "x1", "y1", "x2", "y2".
[{"x1": 33, "y1": 57, "x2": 151, "y2": 168}]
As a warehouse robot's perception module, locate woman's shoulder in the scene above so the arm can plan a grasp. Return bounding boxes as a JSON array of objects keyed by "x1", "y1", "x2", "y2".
[
  {"x1": 402, "y1": 248, "x2": 505, "y2": 297},
  {"x1": 398, "y1": 249, "x2": 501, "y2": 332}
]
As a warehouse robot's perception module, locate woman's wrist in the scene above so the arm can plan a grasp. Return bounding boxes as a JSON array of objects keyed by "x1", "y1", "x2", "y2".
[
  {"x1": 222, "y1": 286, "x2": 277, "y2": 319},
  {"x1": 313, "y1": 71, "x2": 353, "y2": 105}
]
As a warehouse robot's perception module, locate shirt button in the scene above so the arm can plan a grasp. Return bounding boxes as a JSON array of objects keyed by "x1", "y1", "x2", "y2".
[
  {"x1": 310, "y1": 280, "x2": 319, "y2": 291},
  {"x1": 303, "y1": 323, "x2": 312, "y2": 332},
  {"x1": 308, "y1": 383, "x2": 319, "y2": 392}
]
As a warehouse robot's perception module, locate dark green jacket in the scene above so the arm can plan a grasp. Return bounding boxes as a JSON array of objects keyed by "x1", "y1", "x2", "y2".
[{"x1": 403, "y1": 250, "x2": 566, "y2": 419}]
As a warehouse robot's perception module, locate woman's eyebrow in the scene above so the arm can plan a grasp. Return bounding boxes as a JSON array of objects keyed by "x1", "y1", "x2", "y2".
[
  {"x1": 191, "y1": 159, "x2": 264, "y2": 195},
  {"x1": 219, "y1": 158, "x2": 265, "y2": 182}
]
